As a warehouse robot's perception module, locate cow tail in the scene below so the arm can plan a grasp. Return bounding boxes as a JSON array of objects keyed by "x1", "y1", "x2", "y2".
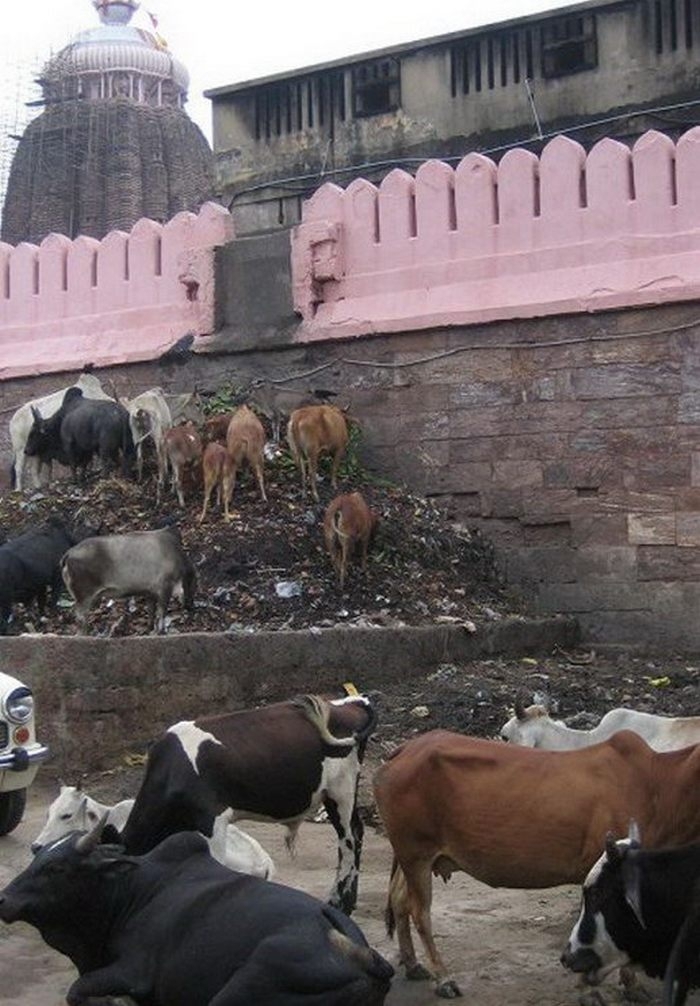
[
  {"x1": 292, "y1": 694, "x2": 355, "y2": 748},
  {"x1": 385, "y1": 855, "x2": 400, "y2": 938}
]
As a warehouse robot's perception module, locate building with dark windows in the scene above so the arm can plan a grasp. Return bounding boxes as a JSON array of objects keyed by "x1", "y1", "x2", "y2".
[{"x1": 206, "y1": 0, "x2": 700, "y2": 234}]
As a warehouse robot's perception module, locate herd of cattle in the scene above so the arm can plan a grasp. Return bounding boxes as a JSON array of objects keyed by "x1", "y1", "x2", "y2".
[
  {"x1": 2, "y1": 692, "x2": 700, "y2": 1003},
  {"x1": 0, "y1": 373, "x2": 380, "y2": 634}
]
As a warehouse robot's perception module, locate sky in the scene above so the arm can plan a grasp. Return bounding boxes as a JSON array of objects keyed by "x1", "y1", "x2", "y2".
[{"x1": 0, "y1": 0, "x2": 573, "y2": 143}]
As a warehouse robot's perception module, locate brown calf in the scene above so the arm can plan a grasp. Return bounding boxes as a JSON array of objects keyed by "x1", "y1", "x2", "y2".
[
  {"x1": 373, "y1": 730, "x2": 700, "y2": 997},
  {"x1": 323, "y1": 492, "x2": 377, "y2": 589},
  {"x1": 163, "y1": 422, "x2": 202, "y2": 507},
  {"x1": 287, "y1": 404, "x2": 348, "y2": 502},
  {"x1": 199, "y1": 442, "x2": 235, "y2": 523},
  {"x1": 202, "y1": 412, "x2": 235, "y2": 445},
  {"x1": 225, "y1": 405, "x2": 267, "y2": 510}
]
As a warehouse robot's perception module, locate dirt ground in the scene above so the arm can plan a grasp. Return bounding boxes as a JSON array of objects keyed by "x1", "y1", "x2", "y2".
[{"x1": 3, "y1": 649, "x2": 700, "y2": 1005}]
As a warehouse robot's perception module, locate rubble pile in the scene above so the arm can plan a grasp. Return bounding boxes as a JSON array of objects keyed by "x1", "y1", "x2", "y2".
[{"x1": 0, "y1": 449, "x2": 512, "y2": 636}]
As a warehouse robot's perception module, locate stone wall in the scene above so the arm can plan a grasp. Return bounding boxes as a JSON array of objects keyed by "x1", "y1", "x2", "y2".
[
  {"x1": 1, "y1": 298, "x2": 699, "y2": 649},
  {"x1": 0, "y1": 619, "x2": 577, "y2": 775}
]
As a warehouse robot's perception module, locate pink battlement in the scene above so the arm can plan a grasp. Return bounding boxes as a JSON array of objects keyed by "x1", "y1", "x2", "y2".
[
  {"x1": 291, "y1": 128, "x2": 700, "y2": 341},
  {"x1": 0, "y1": 202, "x2": 234, "y2": 380}
]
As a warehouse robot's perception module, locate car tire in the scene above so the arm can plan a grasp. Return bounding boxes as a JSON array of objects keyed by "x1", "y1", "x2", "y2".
[{"x1": 0, "y1": 788, "x2": 27, "y2": 836}]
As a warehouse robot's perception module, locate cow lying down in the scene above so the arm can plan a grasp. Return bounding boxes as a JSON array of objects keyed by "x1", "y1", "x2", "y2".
[
  {"x1": 31, "y1": 785, "x2": 275, "y2": 880},
  {"x1": 0, "y1": 822, "x2": 394, "y2": 1006}
]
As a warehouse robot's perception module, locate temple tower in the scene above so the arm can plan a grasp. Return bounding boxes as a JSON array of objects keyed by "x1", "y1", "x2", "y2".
[{"x1": 1, "y1": 0, "x2": 214, "y2": 244}]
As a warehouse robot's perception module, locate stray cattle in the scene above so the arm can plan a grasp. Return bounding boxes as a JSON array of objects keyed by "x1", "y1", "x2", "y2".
[
  {"x1": 10, "y1": 373, "x2": 112, "y2": 490},
  {"x1": 249, "y1": 380, "x2": 339, "y2": 443},
  {"x1": 202, "y1": 411, "x2": 236, "y2": 444},
  {"x1": 373, "y1": 729, "x2": 700, "y2": 997},
  {"x1": 0, "y1": 824, "x2": 393, "y2": 1006},
  {"x1": 117, "y1": 693, "x2": 377, "y2": 915},
  {"x1": 199, "y1": 442, "x2": 235, "y2": 523},
  {"x1": 163, "y1": 421, "x2": 203, "y2": 506},
  {"x1": 225, "y1": 405, "x2": 268, "y2": 507},
  {"x1": 324, "y1": 492, "x2": 378, "y2": 589},
  {"x1": 287, "y1": 404, "x2": 349, "y2": 502},
  {"x1": 500, "y1": 696, "x2": 700, "y2": 751},
  {"x1": 25, "y1": 389, "x2": 134, "y2": 481},
  {"x1": 125, "y1": 387, "x2": 172, "y2": 487},
  {"x1": 562, "y1": 823, "x2": 700, "y2": 1004},
  {"x1": 61, "y1": 527, "x2": 197, "y2": 634},
  {"x1": 32, "y1": 785, "x2": 275, "y2": 879},
  {"x1": 0, "y1": 517, "x2": 96, "y2": 634}
]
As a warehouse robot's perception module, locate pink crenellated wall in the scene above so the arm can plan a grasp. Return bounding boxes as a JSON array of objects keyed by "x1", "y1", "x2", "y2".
[
  {"x1": 0, "y1": 202, "x2": 234, "y2": 380},
  {"x1": 291, "y1": 128, "x2": 700, "y2": 341}
]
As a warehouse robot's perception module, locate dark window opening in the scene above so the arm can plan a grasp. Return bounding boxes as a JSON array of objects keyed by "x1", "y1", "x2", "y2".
[
  {"x1": 351, "y1": 58, "x2": 400, "y2": 117},
  {"x1": 541, "y1": 14, "x2": 597, "y2": 77},
  {"x1": 474, "y1": 43, "x2": 482, "y2": 91},
  {"x1": 487, "y1": 36, "x2": 495, "y2": 89},
  {"x1": 513, "y1": 32, "x2": 521, "y2": 82},
  {"x1": 525, "y1": 29, "x2": 534, "y2": 78},
  {"x1": 685, "y1": 0, "x2": 693, "y2": 48},
  {"x1": 654, "y1": 0, "x2": 663, "y2": 53},
  {"x1": 500, "y1": 35, "x2": 508, "y2": 86}
]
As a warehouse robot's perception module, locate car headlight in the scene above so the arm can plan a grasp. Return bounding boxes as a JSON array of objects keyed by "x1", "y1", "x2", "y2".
[{"x1": 4, "y1": 687, "x2": 34, "y2": 724}]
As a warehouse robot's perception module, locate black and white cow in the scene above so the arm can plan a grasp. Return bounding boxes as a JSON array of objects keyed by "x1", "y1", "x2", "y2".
[
  {"x1": 0, "y1": 822, "x2": 394, "y2": 1006},
  {"x1": 115, "y1": 694, "x2": 377, "y2": 915},
  {"x1": 561, "y1": 822, "x2": 700, "y2": 1001}
]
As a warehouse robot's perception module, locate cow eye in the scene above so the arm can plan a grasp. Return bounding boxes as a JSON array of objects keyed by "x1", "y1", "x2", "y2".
[{"x1": 60, "y1": 814, "x2": 72, "y2": 821}]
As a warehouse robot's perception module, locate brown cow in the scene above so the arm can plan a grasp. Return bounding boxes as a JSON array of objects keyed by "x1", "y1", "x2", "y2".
[
  {"x1": 373, "y1": 730, "x2": 700, "y2": 998},
  {"x1": 225, "y1": 404, "x2": 267, "y2": 509},
  {"x1": 323, "y1": 492, "x2": 378, "y2": 589},
  {"x1": 287, "y1": 404, "x2": 348, "y2": 502},
  {"x1": 199, "y1": 442, "x2": 235, "y2": 523},
  {"x1": 202, "y1": 412, "x2": 235, "y2": 445},
  {"x1": 163, "y1": 421, "x2": 202, "y2": 506}
]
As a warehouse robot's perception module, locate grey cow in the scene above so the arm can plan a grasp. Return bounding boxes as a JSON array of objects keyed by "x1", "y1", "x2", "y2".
[{"x1": 61, "y1": 527, "x2": 196, "y2": 634}]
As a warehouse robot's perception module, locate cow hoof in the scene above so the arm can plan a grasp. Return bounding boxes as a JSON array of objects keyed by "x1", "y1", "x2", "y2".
[
  {"x1": 435, "y1": 978, "x2": 462, "y2": 998},
  {"x1": 405, "y1": 963, "x2": 432, "y2": 981}
]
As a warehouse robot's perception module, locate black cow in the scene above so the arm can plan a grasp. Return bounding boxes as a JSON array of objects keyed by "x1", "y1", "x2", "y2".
[
  {"x1": 25, "y1": 387, "x2": 134, "y2": 479},
  {"x1": 561, "y1": 822, "x2": 700, "y2": 1000},
  {"x1": 0, "y1": 516, "x2": 97, "y2": 634},
  {"x1": 115, "y1": 694, "x2": 377, "y2": 915},
  {"x1": 0, "y1": 823, "x2": 394, "y2": 1006}
]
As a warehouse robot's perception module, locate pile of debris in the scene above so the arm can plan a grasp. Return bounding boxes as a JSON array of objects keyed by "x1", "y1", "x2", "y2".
[{"x1": 0, "y1": 449, "x2": 514, "y2": 636}]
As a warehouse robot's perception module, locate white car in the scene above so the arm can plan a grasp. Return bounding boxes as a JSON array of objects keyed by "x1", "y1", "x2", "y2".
[{"x1": 0, "y1": 671, "x2": 49, "y2": 835}]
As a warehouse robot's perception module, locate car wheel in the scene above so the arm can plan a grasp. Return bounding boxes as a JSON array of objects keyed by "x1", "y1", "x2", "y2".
[{"x1": 0, "y1": 788, "x2": 27, "y2": 836}]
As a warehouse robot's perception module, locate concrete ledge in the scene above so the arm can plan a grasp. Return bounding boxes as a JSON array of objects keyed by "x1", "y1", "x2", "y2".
[{"x1": 0, "y1": 616, "x2": 579, "y2": 775}]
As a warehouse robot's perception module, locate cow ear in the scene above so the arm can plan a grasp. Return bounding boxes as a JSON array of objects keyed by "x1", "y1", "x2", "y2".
[
  {"x1": 622, "y1": 856, "x2": 646, "y2": 930},
  {"x1": 605, "y1": 832, "x2": 622, "y2": 863},
  {"x1": 75, "y1": 812, "x2": 109, "y2": 854},
  {"x1": 514, "y1": 692, "x2": 529, "y2": 720},
  {"x1": 31, "y1": 405, "x2": 41, "y2": 422}
]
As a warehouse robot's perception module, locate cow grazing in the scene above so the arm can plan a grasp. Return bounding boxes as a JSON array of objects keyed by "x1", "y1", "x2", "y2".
[
  {"x1": 32, "y1": 785, "x2": 275, "y2": 880},
  {"x1": 116, "y1": 693, "x2": 377, "y2": 916},
  {"x1": 163, "y1": 421, "x2": 203, "y2": 506},
  {"x1": 0, "y1": 824, "x2": 393, "y2": 1006},
  {"x1": 10, "y1": 374, "x2": 112, "y2": 490},
  {"x1": 373, "y1": 729, "x2": 700, "y2": 998},
  {"x1": 199, "y1": 442, "x2": 235, "y2": 523},
  {"x1": 562, "y1": 823, "x2": 700, "y2": 1003},
  {"x1": 61, "y1": 527, "x2": 197, "y2": 634},
  {"x1": 225, "y1": 404, "x2": 268, "y2": 507},
  {"x1": 125, "y1": 388, "x2": 172, "y2": 486},
  {"x1": 249, "y1": 380, "x2": 339, "y2": 443},
  {"x1": 287, "y1": 404, "x2": 349, "y2": 502},
  {"x1": 25, "y1": 388, "x2": 134, "y2": 481},
  {"x1": 0, "y1": 516, "x2": 97, "y2": 635},
  {"x1": 324, "y1": 492, "x2": 378, "y2": 589},
  {"x1": 501, "y1": 696, "x2": 700, "y2": 751}
]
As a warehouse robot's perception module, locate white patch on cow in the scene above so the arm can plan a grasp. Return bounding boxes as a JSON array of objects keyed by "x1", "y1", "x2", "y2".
[
  {"x1": 168, "y1": 721, "x2": 223, "y2": 774},
  {"x1": 330, "y1": 695, "x2": 370, "y2": 708}
]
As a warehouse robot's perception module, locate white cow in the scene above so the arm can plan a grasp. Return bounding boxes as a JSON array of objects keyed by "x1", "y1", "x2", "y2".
[
  {"x1": 10, "y1": 374, "x2": 113, "y2": 490},
  {"x1": 124, "y1": 388, "x2": 172, "y2": 487},
  {"x1": 32, "y1": 785, "x2": 275, "y2": 879},
  {"x1": 500, "y1": 697, "x2": 700, "y2": 752}
]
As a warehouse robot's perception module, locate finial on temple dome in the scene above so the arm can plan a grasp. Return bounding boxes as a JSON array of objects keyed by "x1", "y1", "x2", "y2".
[{"x1": 92, "y1": 1, "x2": 140, "y2": 25}]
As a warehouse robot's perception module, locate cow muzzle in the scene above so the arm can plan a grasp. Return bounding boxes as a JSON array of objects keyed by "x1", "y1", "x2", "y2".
[{"x1": 560, "y1": 945, "x2": 603, "y2": 982}]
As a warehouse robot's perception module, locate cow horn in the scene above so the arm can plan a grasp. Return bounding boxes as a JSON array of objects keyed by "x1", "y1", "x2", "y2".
[
  {"x1": 627, "y1": 819, "x2": 642, "y2": 848},
  {"x1": 604, "y1": 831, "x2": 622, "y2": 863},
  {"x1": 622, "y1": 855, "x2": 646, "y2": 930},
  {"x1": 514, "y1": 692, "x2": 529, "y2": 720},
  {"x1": 75, "y1": 812, "x2": 109, "y2": 854}
]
